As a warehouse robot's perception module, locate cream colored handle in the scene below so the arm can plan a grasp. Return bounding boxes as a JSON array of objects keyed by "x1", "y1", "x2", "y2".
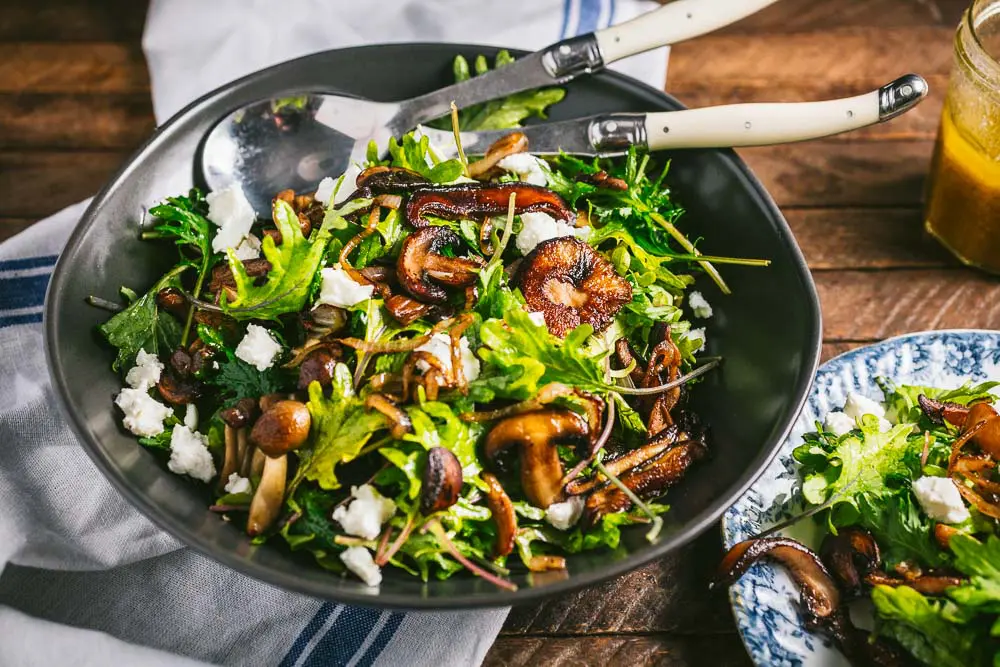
[
  {"x1": 645, "y1": 91, "x2": 882, "y2": 150},
  {"x1": 595, "y1": 0, "x2": 781, "y2": 62}
]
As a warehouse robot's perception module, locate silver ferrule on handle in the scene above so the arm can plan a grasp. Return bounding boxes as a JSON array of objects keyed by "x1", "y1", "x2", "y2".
[
  {"x1": 588, "y1": 114, "x2": 649, "y2": 154},
  {"x1": 878, "y1": 74, "x2": 929, "y2": 121},
  {"x1": 541, "y1": 34, "x2": 605, "y2": 81}
]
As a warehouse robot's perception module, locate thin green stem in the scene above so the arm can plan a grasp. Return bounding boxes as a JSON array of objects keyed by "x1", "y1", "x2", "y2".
[
  {"x1": 648, "y1": 208, "x2": 730, "y2": 294},
  {"x1": 180, "y1": 258, "x2": 209, "y2": 347},
  {"x1": 667, "y1": 254, "x2": 771, "y2": 267}
]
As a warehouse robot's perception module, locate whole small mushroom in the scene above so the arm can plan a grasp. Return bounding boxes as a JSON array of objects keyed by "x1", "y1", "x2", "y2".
[
  {"x1": 420, "y1": 447, "x2": 463, "y2": 514},
  {"x1": 250, "y1": 400, "x2": 312, "y2": 457},
  {"x1": 396, "y1": 226, "x2": 483, "y2": 304}
]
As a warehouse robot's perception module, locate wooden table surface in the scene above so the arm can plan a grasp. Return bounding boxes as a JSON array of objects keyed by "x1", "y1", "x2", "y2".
[{"x1": 2, "y1": 0, "x2": 988, "y2": 664}]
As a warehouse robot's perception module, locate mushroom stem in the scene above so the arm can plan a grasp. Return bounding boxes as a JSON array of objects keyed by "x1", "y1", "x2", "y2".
[
  {"x1": 218, "y1": 425, "x2": 240, "y2": 491},
  {"x1": 247, "y1": 454, "x2": 288, "y2": 536}
]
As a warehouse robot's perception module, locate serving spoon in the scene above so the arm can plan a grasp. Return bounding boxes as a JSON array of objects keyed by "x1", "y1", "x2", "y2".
[{"x1": 203, "y1": 0, "x2": 783, "y2": 214}]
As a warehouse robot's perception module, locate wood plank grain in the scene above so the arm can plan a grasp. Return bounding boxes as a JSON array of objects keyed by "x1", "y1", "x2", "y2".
[
  {"x1": 0, "y1": 151, "x2": 126, "y2": 217},
  {"x1": 0, "y1": 94, "x2": 154, "y2": 149},
  {"x1": 0, "y1": 43, "x2": 149, "y2": 94},
  {"x1": 485, "y1": 634, "x2": 751, "y2": 667},
  {"x1": 667, "y1": 28, "x2": 954, "y2": 90},
  {"x1": 786, "y1": 208, "x2": 954, "y2": 270},
  {"x1": 0, "y1": 0, "x2": 146, "y2": 41},
  {"x1": 503, "y1": 532, "x2": 734, "y2": 635},
  {"x1": 817, "y1": 269, "x2": 1000, "y2": 341},
  {"x1": 713, "y1": 0, "x2": 966, "y2": 33},
  {"x1": 738, "y1": 140, "x2": 933, "y2": 207},
  {"x1": 822, "y1": 342, "x2": 867, "y2": 363}
]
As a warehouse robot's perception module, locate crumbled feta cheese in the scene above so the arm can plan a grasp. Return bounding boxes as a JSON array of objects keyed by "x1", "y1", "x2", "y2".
[
  {"x1": 206, "y1": 184, "x2": 256, "y2": 254},
  {"x1": 414, "y1": 333, "x2": 481, "y2": 382},
  {"x1": 528, "y1": 311, "x2": 547, "y2": 327},
  {"x1": 332, "y1": 485, "x2": 397, "y2": 540},
  {"x1": 184, "y1": 404, "x2": 198, "y2": 430},
  {"x1": 167, "y1": 425, "x2": 216, "y2": 483},
  {"x1": 545, "y1": 497, "x2": 585, "y2": 531},
  {"x1": 232, "y1": 233, "x2": 261, "y2": 261},
  {"x1": 515, "y1": 211, "x2": 590, "y2": 256},
  {"x1": 124, "y1": 348, "x2": 163, "y2": 391},
  {"x1": 340, "y1": 546, "x2": 382, "y2": 587},
  {"x1": 824, "y1": 411, "x2": 856, "y2": 437},
  {"x1": 314, "y1": 177, "x2": 337, "y2": 205},
  {"x1": 115, "y1": 388, "x2": 172, "y2": 437},
  {"x1": 224, "y1": 473, "x2": 252, "y2": 495},
  {"x1": 912, "y1": 476, "x2": 970, "y2": 524},
  {"x1": 688, "y1": 291, "x2": 713, "y2": 319},
  {"x1": 686, "y1": 328, "x2": 707, "y2": 353},
  {"x1": 333, "y1": 164, "x2": 363, "y2": 205},
  {"x1": 234, "y1": 324, "x2": 282, "y2": 371},
  {"x1": 498, "y1": 153, "x2": 549, "y2": 187},
  {"x1": 316, "y1": 265, "x2": 375, "y2": 309},
  {"x1": 843, "y1": 392, "x2": 892, "y2": 431}
]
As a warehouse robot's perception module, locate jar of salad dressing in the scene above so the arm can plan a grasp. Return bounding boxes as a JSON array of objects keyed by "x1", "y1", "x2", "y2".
[{"x1": 925, "y1": 0, "x2": 1000, "y2": 272}]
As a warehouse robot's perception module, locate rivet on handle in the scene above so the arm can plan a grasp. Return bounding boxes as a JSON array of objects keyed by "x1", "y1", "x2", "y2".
[{"x1": 878, "y1": 74, "x2": 929, "y2": 122}]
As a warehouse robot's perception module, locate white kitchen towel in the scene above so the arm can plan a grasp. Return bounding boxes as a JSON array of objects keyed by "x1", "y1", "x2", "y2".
[{"x1": 0, "y1": 1, "x2": 668, "y2": 665}]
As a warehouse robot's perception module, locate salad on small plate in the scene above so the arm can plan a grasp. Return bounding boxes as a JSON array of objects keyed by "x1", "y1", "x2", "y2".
[{"x1": 720, "y1": 331, "x2": 1000, "y2": 667}]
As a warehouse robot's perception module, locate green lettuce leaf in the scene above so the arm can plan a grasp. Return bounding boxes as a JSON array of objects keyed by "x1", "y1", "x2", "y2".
[
  {"x1": 298, "y1": 364, "x2": 387, "y2": 490},
  {"x1": 881, "y1": 378, "x2": 1000, "y2": 426},
  {"x1": 473, "y1": 305, "x2": 606, "y2": 401},
  {"x1": 948, "y1": 534, "x2": 1000, "y2": 613}
]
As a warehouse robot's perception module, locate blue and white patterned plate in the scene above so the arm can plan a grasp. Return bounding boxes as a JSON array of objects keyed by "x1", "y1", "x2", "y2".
[{"x1": 721, "y1": 330, "x2": 1000, "y2": 667}]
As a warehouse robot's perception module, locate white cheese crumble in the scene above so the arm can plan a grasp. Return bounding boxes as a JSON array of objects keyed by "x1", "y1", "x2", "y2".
[
  {"x1": 498, "y1": 153, "x2": 549, "y2": 187},
  {"x1": 224, "y1": 473, "x2": 252, "y2": 495},
  {"x1": 115, "y1": 388, "x2": 172, "y2": 438},
  {"x1": 124, "y1": 348, "x2": 163, "y2": 391},
  {"x1": 824, "y1": 411, "x2": 856, "y2": 437},
  {"x1": 912, "y1": 476, "x2": 970, "y2": 524},
  {"x1": 414, "y1": 333, "x2": 481, "y2": 382},
  {"x1": 316, "y1": 265, "x2": 375, "y2": 309},
  {"x1": 167, "y1": 425, "x2": 216, "y2": 483},
  {"x1": 688, "y1": 291, "x2": 713, "y2": 319},
  {"x1": 843, "y1": 392, "x2": 892, "y2": 432},
  {"x1": 232, "y1": 233, "x2": 261, "y2": 261},
  {"x1": 206, "y1": 184, "x2": 257, "y2": 255},
  {"x1": 234, "y1": 324, "x2": 282, "y2": 371},
  {"x1": 332, "y1": 485, "x2": 397, "y2": 540},
  {"x1": 333, "y1": 164, "x2": 362, "y2": 205},
  {"x1": 545, "y1": 497, "x2": 585, "y2": 531},
  {"x1": 184, "y1": 404, "x2": 198, "y2": 430},
  {"x1": 515, "y1": 211, "x2": 590, "y2": 256},
  {"x1": 314, "y1": 176, "x2": 337, "y2": 205},
  {"x1": 340, "y1": 546, "x2": 382, "y2": 587}
]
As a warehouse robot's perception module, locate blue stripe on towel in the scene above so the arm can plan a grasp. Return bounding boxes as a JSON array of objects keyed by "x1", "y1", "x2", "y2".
[
  {"x1": 0, "y1": 255, "x2": 57, "y2": 273},
  {"x1": 0, "y1": 274, "x2": 50, "y2": 311},
  {"x1": 0, "y1": 312, "x2": 42, "y2": 329},
  {"x1": 279, "y1": 603, "x2": 338, "y2": 667},
  {"x1": 559, "y1": 0, "x2": 573, "y2": 39},
  {"x1": 577, "y1": 0, "x2": 602, "y2": 35},
  {"x1": 302, "y1": 606, "x2": 381, "y2": 667},
  {"x1": 354, "y1": 612, "x2": 405, "y2": 667},
  {"x1": 607, "y1": 0, "x2": 616, "y2": 28}
]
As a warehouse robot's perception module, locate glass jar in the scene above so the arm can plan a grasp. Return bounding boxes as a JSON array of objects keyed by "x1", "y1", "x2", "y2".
[{"x1": 925, "y1": 0, "x2": 1000, "y2": 273}]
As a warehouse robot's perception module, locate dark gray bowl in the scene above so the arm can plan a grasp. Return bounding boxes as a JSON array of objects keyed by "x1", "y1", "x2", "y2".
[{"x1": 45, "y1": 43, "x2": 821, "y2": 609}]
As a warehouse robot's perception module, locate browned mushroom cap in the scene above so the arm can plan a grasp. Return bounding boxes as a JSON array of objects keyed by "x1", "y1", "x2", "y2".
[
  {"x1": 963, "y1": 401, "x2": 1000, "y2": 458},
  {"x1": 420, "y1": 447, "x2": 463, "y2": 514},
  {"x1": 482, "y1": 472, "x2": 517, "y2": 558},
  {"x1": 565, "y1": 436, "x2": 676, "y2": 496},
  {"x1": 156, "y1": 372, "x2": 201, "y2": 406},
  {"x1": 208, "y1": 258, "x2": 272, "y2": 293},
  {"x1": 484, "y1": 409, "x2": 589, "y2": 509},
  {"x1": 583, "y1": 440, "x2": 705, "y2": 526},
  {"x1": 819, "y1": 527, "x2": 881, "y2": 597},
  {"x1": 300, "y1": 304, "x2": 349, "y2": 337},
  {"x1": 397, "y1": 226, "x2": 484, "y2": 304},
  {"x1": 933, "y1": 523, "x2": 960, "y2": 550},
  {"x1": 406, "y1": 182, "x2": 574, "y2": 227},
  {"x1": 515, "y1": 237, "x2": 632, "y2": 338},
  {"x1": 578, "y1": 171, "x2": 628, "y2": 191},
  {"x1": 864, "y1": 570, "x2": 965, "y2": 596},
  {"x1": 355, "y1": 166, "x2": 429, "y2": 196},
  {"x1": 917, "y1": 394, "x2": 970, "y2": 427},
  {"x1": 247, "y1": 454, "x2": 287, "y2": 536},
  {"x1": 716, "y1": 537, "x2": 842, "y2": 629},
  {"x1": 220, "y1": 397, "x2": 258, "y2": 429},
  {"x1": 467, "y1": 132, "x2": 529, "y2": 180},
  {"x1": 297, "y1": 347, "x2": 340, "y2": 390},
  {"x1": 365, "y1": 394, "x2": 413, "y2": 439},
  {"x1": 250, "y1": 400, "x2": 312, "y2": 457},
  {"x1": 385, "y1": 294, "x2": 437, "y2": 325}
]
